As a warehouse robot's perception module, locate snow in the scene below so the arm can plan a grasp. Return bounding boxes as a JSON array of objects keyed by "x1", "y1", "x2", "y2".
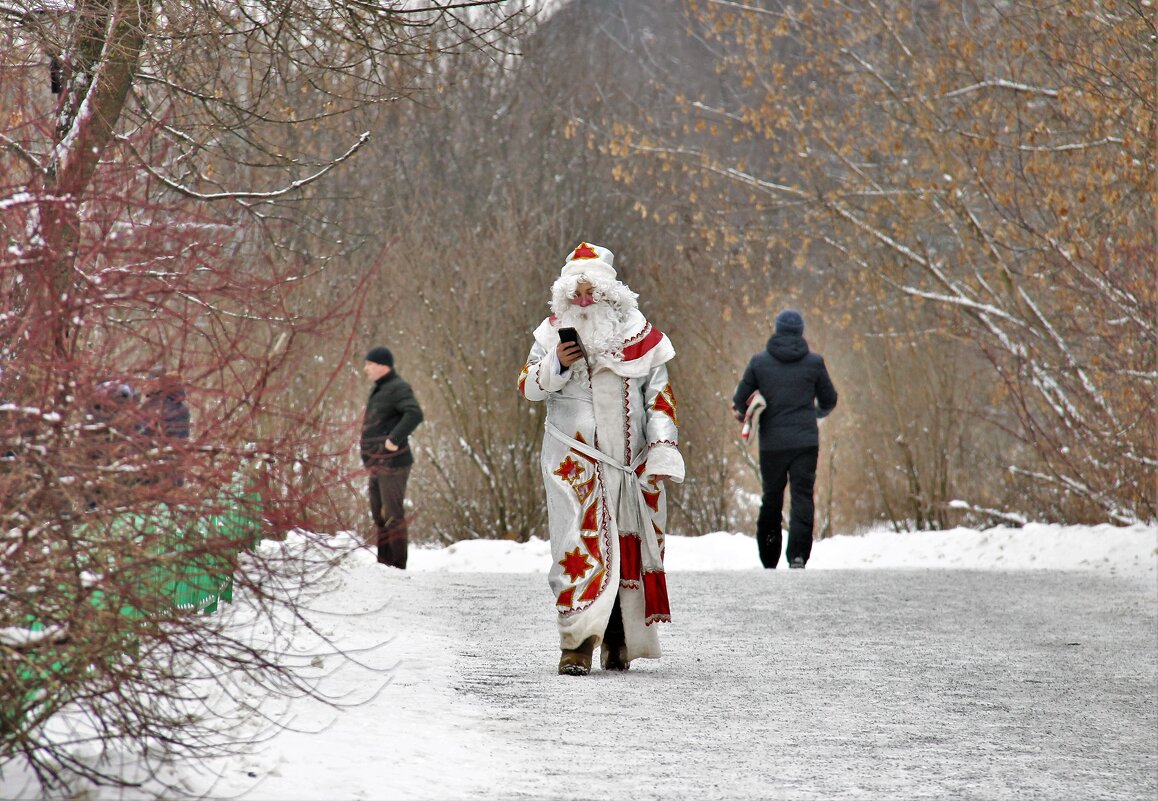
[
  {"x1": 410, "y1": 523, "x2": 1157, "y2": 577},
  {"x1": 0, "y1": 192, "x2": 35, "y2": 211},
  {"x1": 1, "y1": 523, "x2": 1154, "y2": 800},
  {"x1": 0, "y1": 624, "x2": 65, "y2": 648}
]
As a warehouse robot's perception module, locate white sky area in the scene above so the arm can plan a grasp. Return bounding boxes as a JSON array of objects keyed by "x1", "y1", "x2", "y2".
[{"x1": 2, "y1": 523, "x2": 1154, "y2": 800}]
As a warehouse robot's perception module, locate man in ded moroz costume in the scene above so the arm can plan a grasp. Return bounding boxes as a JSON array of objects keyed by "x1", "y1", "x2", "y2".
[{"x1": 519, "y1": 242, "x2": 684, "y2": 676}]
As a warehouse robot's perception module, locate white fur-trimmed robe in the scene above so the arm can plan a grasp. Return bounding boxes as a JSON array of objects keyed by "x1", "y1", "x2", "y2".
[{"x1": 519, "y1": 310, "x2": 684, "y2": 660}]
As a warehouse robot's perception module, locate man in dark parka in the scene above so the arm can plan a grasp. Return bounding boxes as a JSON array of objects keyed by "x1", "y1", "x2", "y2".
[
  {"x1": 361, "y1": 346, "x2": 424, "y2": 568},
  {"x1": 733, "y1": 310, "x2": 838, "y2": 569}
]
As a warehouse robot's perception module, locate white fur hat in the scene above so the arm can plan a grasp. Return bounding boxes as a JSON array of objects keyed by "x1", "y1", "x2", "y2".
[{"x1": 560, "y1": 241, "x2": 616, "y2": 283}]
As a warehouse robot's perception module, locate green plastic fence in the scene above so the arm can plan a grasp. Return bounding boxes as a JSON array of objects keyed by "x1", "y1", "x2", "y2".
[
  {"x1": 136, "y1": 488, "x2": 263, "y2": 613},
  {"x1": 8, "y1": 487, "x2": 263, "y2": 696}
]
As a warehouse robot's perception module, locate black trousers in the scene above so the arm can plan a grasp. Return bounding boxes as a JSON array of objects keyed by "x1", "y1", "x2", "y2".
[
  {"x1": 368, "y1": 466, "x2": 411, "y2": 569},
  {"x1": 756, "y1": 447, "x2": 819, "y2": 568}
]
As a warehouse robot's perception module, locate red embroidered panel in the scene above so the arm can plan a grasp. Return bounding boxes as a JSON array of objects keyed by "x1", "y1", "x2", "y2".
[
  {"x1": 578, "y1": 569, "x2": 605, "y2": 602},
  {"x1": 619, "y1": 534, "x2": 641, "y2": 583},
  {"x1": 574, "y1": 477, "x2": 596, "y2": 503},
  {"x1": 643, "y1": 571, "x2": 671, "y2": 623},
  {"x1": 582, "y1": 535, "x2": 604, "y2": 567},
  {"x1": 642, "y1": 488, "x2": 660, "y2": 513},
  {"x1": 652, "y1": 383, "x2": 678, "y2": 425},
  {"x1": 621, "y1": 327, "x2": 664, "y2": 361},
  {"x1": 556, "y1": 587, "x2": 575, "y2": 609},
  {"x1": 580, "y1": 500, "x2": 598, "y2": 532},
  {"x1": 622, "y1": 378, "x2": 632, "y2": 465}
]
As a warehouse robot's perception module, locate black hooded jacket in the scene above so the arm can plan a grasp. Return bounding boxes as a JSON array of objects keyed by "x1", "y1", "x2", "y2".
[{"x1": 732, "y1": 333, "x2": 838, "y2": 451}]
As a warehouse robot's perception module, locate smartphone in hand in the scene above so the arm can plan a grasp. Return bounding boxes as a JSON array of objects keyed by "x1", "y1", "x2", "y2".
[
  {"x1": 558, "y1": 326, "x2": 587, "y2": 366},
  {"x1": 558, "y1": 327, "x2": 582, "y2": 347}
]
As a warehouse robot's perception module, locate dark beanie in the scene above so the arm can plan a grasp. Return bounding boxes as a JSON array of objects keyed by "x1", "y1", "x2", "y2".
[
  {"x1": 366, "y1": 346, "x2": 394, "y2": 367},
  {"x1": 775, "y1": 309, "x2": 805, "y2": 335}
]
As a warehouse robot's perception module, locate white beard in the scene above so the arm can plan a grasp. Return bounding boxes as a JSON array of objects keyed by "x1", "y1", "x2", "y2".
[{"x1": 555, "y1": 302, "x2": 624, "y2": 360}]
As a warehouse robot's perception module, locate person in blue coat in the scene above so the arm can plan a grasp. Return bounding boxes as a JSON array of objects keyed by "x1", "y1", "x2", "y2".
[{"x1": 733, "y1": 310, "x2": 838, "y2": 568}]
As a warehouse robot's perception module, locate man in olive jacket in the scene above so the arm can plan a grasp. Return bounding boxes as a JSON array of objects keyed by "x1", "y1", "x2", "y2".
[
  {"x1": 732, "y1": 310, "x2": 838, "y2": 569},
  {"x1": 361, "y1": 346, "x2": 424, "y2": 568}
]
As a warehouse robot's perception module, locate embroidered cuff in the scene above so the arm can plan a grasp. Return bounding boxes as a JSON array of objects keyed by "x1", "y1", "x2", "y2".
[{"x1": 642, "y1": 442, "x2": 684, "y2": 484}]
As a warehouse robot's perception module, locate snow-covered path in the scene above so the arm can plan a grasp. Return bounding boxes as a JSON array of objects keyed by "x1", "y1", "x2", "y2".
[
  {"x1": 3, "y1": 527, "x2": 1155, "y2": 800},
  {"x1": 222, "y1": 557, "x2": 1156, "y2": 800}
]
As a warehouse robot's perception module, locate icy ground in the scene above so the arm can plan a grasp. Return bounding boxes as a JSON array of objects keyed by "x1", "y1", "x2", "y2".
[{"x1": 2, "y1": 524, "x2": 1155, "y2": 800}]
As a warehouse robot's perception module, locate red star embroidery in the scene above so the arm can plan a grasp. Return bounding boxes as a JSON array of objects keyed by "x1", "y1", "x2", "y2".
[
  {"x1": 559, "y1": 548, "x2": 593, "y2": 582},
  {"x1": 553, "y1": 455, "x2": 582, "y2": 482},
  {"x1": 571, "y1": 242, "x2": 599, "y2": 260}
]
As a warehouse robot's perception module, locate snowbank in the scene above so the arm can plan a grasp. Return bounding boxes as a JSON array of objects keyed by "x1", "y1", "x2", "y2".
[{"x1": 405, "y1": 523, "x2": 1157, "y2": 579}]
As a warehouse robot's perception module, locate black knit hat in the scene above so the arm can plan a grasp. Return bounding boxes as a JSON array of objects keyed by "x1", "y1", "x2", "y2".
[
  {"x1": 774, "y1": 309, "x2": 805, "y2": 335},
  {"x1": 365, "y1": 346, "x2": 394, "y2": 367}
]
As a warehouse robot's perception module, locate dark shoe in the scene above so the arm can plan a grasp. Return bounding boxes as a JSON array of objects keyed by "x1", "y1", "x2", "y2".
[
  {"x1": 601, "y1": 643, "x2": 631, "y2": 671},
  {"x1": 558, "y1": 636, "x2": 596, "y2": 676},
  {"x1": 600, "y1": 594, "x2": 630, "y2": 671},
  {"x1": 789, "y1": 557, "x2": 805, "y2": 569}
]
